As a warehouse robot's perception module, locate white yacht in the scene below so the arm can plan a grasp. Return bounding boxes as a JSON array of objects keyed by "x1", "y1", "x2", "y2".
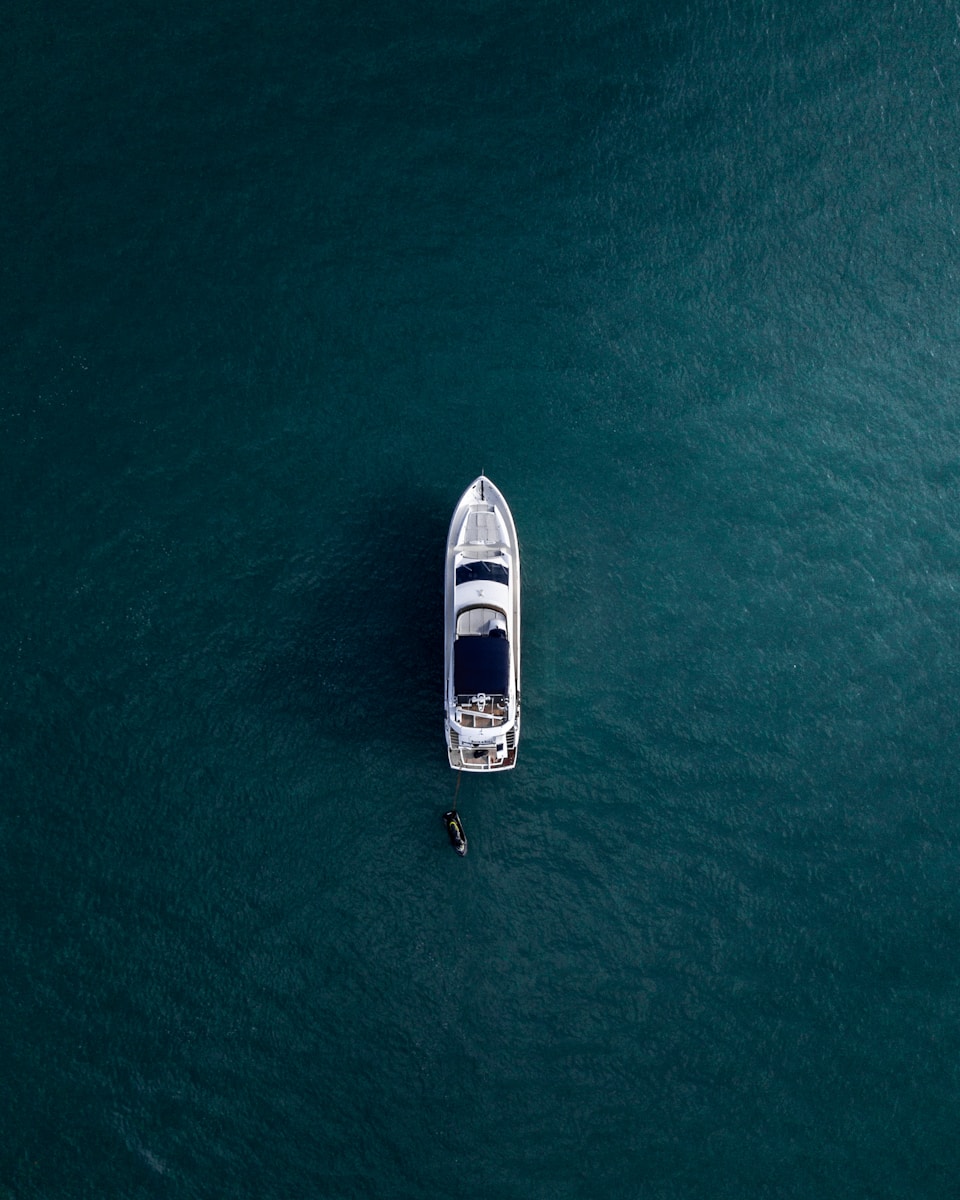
[{"x1": 444, "y1": 476, "x2": 520, "y2": 771}]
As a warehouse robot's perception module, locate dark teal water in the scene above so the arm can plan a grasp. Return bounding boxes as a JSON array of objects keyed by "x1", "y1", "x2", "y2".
[{"x1": 4, "y1": 2, "x2": 960, "y2": 1196}]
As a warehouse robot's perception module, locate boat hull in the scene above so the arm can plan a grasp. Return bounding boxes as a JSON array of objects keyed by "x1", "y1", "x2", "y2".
[{"x1": 443, "y1": 476, "x2": 520, "y2": 771}]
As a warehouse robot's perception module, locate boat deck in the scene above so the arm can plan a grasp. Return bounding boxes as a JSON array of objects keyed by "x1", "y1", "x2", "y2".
[
  {"x1": 447, "y1": 731, "x2": 518, "y2": 771},
  {"x1": 464, "y1": 509, "x2": 501, "y2": 546},
  {"x1": 455, "y1": 695, "x2": 508, "y2": 727}
]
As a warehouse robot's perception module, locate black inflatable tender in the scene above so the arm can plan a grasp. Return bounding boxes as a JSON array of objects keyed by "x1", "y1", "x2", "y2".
[
  {"x1": 453, "y1": 635, "x2": 510, "y2": 696},
  {"x1": 443, "y1": 809, "x2": 467, "y2": 856}
]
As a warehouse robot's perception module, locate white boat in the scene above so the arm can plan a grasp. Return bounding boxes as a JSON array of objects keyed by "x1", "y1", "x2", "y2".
[{"x1": 444, "y1": 476, "x2": 521, "y2": 771}]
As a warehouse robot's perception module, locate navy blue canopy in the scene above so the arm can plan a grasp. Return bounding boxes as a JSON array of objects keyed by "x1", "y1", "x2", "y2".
[{"x1": 454, "y1": 635, "x2": 510, "y2": 696}]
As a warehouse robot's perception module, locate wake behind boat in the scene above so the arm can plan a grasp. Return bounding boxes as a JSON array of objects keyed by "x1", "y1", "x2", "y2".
[{"x1": 444, "y1": 476, "x2": 521, "y2": 771}]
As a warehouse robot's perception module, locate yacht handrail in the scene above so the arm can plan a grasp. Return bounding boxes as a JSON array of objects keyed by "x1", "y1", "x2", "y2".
[{"x1": 457, "y1": 543, "x2": 509, "y2": 558}]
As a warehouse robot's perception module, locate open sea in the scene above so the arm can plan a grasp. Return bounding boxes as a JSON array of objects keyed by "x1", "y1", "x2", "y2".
[{"x1": 4, "y1": 1, "x2": 960, "y2": 1196}]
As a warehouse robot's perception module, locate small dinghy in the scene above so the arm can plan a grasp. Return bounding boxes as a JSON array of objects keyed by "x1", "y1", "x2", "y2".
[{"x1": 443, "y1": 809, "x2": 468, "y2": 856}]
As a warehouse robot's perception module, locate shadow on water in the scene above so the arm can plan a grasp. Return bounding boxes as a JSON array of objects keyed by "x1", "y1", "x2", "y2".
[{"x1": 257, "y1": 482, "x2": 449, "y2": 753}]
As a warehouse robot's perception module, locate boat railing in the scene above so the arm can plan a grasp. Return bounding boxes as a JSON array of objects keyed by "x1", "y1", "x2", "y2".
[
  {"x1": 454, "y1": 693, "x2": 509, "y2": 727},
  {"x1": 458, "y1": 545, "x2": 509, "y2": 561}
]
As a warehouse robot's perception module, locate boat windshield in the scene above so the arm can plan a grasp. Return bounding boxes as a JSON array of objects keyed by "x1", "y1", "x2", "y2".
[{"x1": 456, "y1": 561, "x2": 509, "y2": 586}]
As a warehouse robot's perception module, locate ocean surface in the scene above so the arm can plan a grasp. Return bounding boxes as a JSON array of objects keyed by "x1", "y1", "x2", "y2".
[{"x1": 3, "y1": 1, "x2": 960, "y2": 1196}]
